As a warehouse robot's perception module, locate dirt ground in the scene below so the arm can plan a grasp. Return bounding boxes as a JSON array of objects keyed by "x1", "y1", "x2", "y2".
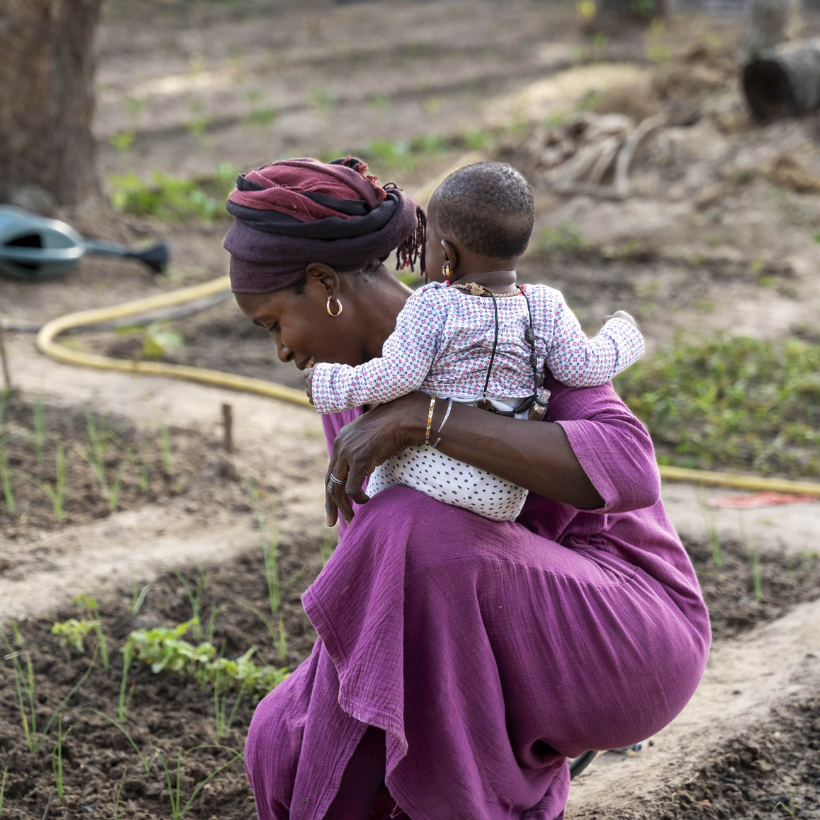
[{"x1": 2, "y1": 0, "x2": 820, "y2": 817}]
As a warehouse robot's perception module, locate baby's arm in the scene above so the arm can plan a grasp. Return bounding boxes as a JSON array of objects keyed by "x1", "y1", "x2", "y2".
[
  {"x1": 545, "y1": 292, "x2": 645, "y2": 388},
  {"x1": 310, "y1": 288, "x2": 446, "y2": 413}
]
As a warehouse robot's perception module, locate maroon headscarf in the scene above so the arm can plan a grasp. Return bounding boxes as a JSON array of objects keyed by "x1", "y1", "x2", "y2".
[{"x1": 223, "y1": 157, "x2": 426, "y2": 294}]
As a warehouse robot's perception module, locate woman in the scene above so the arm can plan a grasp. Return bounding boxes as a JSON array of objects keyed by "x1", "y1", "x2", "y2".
[{"x1": 224, "y1": 157, "x2": 711, "y2": 820}]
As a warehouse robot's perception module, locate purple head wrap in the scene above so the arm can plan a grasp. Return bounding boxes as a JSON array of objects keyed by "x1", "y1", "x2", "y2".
[{"x1": 223, "y1": 157, "x2": 426, "y2": 294}]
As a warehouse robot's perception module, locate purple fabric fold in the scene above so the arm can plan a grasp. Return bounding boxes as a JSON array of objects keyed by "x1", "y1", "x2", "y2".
[{"x1": 244, "y1": 377, "x2": 711, "y2": 820}]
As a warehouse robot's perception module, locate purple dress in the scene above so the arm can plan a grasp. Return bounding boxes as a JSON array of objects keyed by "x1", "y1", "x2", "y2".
[{"x1": 245, "y1": 376, "x2": 711, "y2": 820}]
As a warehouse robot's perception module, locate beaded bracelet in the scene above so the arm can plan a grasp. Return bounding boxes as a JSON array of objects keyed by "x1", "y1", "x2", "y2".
[{"x1": 424, "y1": 396, "x2": 437, "y2": 446}]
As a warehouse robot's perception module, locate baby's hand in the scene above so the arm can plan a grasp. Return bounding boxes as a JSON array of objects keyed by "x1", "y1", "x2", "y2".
[
  {"x1": 603, "y1": 310, "x2": 637, "y2": 329},
  {"x1": 304, "y1": 367, "x2": 315, "y2": 405}
]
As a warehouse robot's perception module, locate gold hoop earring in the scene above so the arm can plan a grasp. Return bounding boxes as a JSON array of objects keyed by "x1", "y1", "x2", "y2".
[
  {"x1": 327, "y1": 296, "x2": 343, "y2": 317},
  {"x1": 442, "y1": 260, "x2": 453, "y2": 283}
]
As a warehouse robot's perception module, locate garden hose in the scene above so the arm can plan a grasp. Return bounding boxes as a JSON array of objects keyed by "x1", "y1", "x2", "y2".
[
  {"x1": 36, "y1": 293, "x2": 820, "y2": 498},
  {"x1": 31, "y1": 148, "x2": 820, "y2": 499}
]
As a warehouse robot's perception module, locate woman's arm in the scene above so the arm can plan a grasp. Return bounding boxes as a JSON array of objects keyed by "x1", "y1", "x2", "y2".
[{"x1": 324, "y1": 392, "x2": 605, "y2": 526}]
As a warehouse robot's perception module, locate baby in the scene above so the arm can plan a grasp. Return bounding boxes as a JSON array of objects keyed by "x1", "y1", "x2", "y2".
[{"x1": 306, "y1": 162, "x2": 644, "y2": 521}]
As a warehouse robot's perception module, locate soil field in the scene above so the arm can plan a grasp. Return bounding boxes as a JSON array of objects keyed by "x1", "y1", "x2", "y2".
[
  {"x1": 3, "y1": 0, "x2": 820, "y2": 817},
  {"x1": 2, "y1": 537, "x2": 818, "y2": 820}
]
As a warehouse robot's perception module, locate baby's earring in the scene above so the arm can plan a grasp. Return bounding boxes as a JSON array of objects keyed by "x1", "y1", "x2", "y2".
[{"x1": 442, "y1": 260, "x2": 453, "y2": 285}]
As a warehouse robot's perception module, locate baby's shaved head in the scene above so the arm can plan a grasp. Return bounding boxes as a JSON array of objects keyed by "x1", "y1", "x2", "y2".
[{"x1": 432, "y1": 162, "x2": 534, "y2": 259}]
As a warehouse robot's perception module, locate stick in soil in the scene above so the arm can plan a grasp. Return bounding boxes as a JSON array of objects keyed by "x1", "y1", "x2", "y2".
[{"x1": 222, "y1": 403, "x2": 233, "y2": 454}]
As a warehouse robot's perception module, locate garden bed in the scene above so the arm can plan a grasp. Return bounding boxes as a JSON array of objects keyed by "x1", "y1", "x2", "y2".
[
  {"x1": 1, "y1": 535, "x2": 818, "y2": 819},
  {"x1": 0, "y1": 396, "x2": 244, "y2": 543}
]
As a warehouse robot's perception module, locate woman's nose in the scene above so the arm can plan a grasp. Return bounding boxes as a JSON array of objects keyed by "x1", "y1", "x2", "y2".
[{"x1": 275, "y1": 340, "x2": 294, "y2": 363}]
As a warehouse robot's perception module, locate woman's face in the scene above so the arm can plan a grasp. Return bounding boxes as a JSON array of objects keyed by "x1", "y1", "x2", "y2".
[{"x1": 234, "y1": 273, "x2": 367, "y2": 370}]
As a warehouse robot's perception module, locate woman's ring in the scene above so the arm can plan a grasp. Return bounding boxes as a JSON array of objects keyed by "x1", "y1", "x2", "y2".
[{"x1": 329, "y1": 473, "x2": 345, "y2": 486}]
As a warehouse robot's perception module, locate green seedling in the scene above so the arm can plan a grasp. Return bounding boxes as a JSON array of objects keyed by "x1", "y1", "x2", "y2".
[
  {"x1": 131, "y1": 579, "x2": 153, "y2": 616},
  {"x1": 251, "y1": 485, "x2": 281, "y2": 617},
  {"x1": 33, "y1": 395, "x2": 45, "y2": 465},
  {"x1": 167, "y1": 568, "x2": 207, "y2": 640},
  {"x1": 73, "y1": 594, "x2": 109, "y2": 669},
  {"x1": 52, "y1": 618, "x2": 100, "y2": 653},
  {"x1": 0, "y1": 433, "x2": 14, "y2": 514},
  {"x1": 20, "y1": 440, "x2": 66, "y2": 520},
  {"x1": 739, "y1": 515, "x2": 763, "y2": 602},
  {"x1": 114, "y1": 769, "x2": 127, "y2": 820},
  {"x1": 159, "y1": 422, "x2": 173, "y2": 472},
  {"x1": 321, "y1": 530, "x2": 338, "y2": 566},
  {"x1": 278, "y1": 614, "x2": 287, "y2": 663},
  {"x1": 52, "y1": 715, "x2": 70, "y2": 798},
  {"x1": 90, "y1": 710, "x2": 157, "y2": 774},
  {"x1": 206, "y1": 597, "x2": 221, "y2": 645},
  {"x1": 0, "y1": 766, "x2": 7, "y2": 818},
  {"x1": 119, "y1": 642, "x2": 136, "y2": 722},
  {"x1": 775, "y1": 791, "x2": 798, "y2": 818},
  {"x1": 697, "y1": 491, "x2": 722, "y2": 567},
  {"x1": 153, "y1": 744, "x2": 243, "y2": 820},
  {"x1": 4, "y1": 626, "x2": 96, "y2": 753},
  {"x1": 214, "y1": 666, "x2": 244, "y2": 739}
]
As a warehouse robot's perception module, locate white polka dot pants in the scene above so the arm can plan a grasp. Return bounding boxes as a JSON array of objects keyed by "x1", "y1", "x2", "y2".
[{"x1": 367, "y1": 444, "x2": 529, "y2": 522}]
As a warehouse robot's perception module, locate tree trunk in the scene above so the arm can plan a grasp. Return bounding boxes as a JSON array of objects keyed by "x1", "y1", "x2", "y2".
[
  {"x1": 743, "y1": 38, "x2": 820, "y2": 120},
  {"x1": 0, "y1": 0, "x2": 104, "y2": 207}
]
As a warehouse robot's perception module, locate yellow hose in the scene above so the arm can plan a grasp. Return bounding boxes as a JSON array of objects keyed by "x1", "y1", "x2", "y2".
[
  {"x1": 34, "y1": 153, "x2": 820, "y2": 499},
  {"x1": 36, "y1": 276, "x2": 311, "y2": 408}
]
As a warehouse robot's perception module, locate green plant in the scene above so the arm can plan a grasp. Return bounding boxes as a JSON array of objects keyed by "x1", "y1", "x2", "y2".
[
  {"x1": 0, "y1": 766, "x2": 7, "y2": 817},
  {"x1": 1, "y1": 433, "x2": 15, "y2": 514},
  {"x1": 775, "y1": 791, "x2": 798, "y2": 818},
  {"x1": 538, "y1": 226, "x2": 588, "y2": 255},
  {"x1": 21, "y1": 440, "x2": 66, "y2": 520},
  {"x1": 131, "y1": 578, "x2": 153, "y2": 615},
  {"x1": 114, "y1": 769, "x2": 127, "y2": 820},
  {"x1": 159, "y1": 422, "x2": 174, "y2": 472},
  {"x1": 52, "y1": 715, "x2": 69, "y2": 798},
  {"x1": 90, "y1": 710, "x2": 157, "y2": 773},
  {"x1": 214, "y1": 665, "x2": 244, "y2": 739},
  {"x1": 153, "y1": 745, "x2": 243, "y2": 820},
  {"x1": 615, "y1": 336, "x2": 820, "y2": 477},
  {"x1": 4, "y1": 626, "x2": 96, "y2": 753},
  {"x1": 277, "y1": 614, "x2": 287, "y2": 663},
  {"x1": 109, "y1": 131, "x2": 136, "y2": 152},
  {"x1": 33, "y1": 395, "x2": 45, "y2": 465},
  {"x1": 251, "y1": 487, "x2": 281, "y2": 616},
  {"x1": 142, "y1": 323, "x2": 184, "y2": 360},
  {"x1": 321, "y1": 530, "x2": 338, "y2": 566},
  {"x1": 698, "y1": 493, "x2": 722, "y2": 567},
  {"x1": 167, "y1": 568, "x2": 208, "y2": 641},
  {"x1": 126, "y1": 621, "x2": 288, "y2": 696},
  {"x1": 245, "y1": 107, "x2": 277, "y2": 126},
  {"x1": 73, "y1": 594, "x2": 110, "y2": 669},
  {"x1": 52, "y1": 618, "x2": 100, "y2": 653},
  {"x1": 109, "y1": 170, "x2": 234, "y2": 222},
  {"x1": 119, "y1": 641, "x2": 136, "y2": 723}
]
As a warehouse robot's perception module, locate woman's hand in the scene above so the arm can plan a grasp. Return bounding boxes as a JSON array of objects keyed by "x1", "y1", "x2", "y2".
[{"x1": 325, "y1": 393, "x2": 428, "y2": 526}]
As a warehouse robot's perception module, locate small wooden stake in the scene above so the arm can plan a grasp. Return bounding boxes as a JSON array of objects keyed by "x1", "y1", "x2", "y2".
[
  {"x1": 0, "y1": 322, "x2": 12, "y2": 392},
  {"x1": 221, "y1": 403, "x2": 233, "y2": 454}
]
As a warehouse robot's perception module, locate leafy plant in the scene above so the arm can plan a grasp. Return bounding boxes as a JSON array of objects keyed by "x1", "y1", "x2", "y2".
[
  {"x1": 126, "y1": 620, "x2": 288, "y2": 696},
  {"x1": 142, "y1": 323, "x2": 184, "y2": 360},
  {"x1": 615, "y1": 336, "x2": 820, "y2": 477},
  {"x1": 214, "y1": 668, "x2": 244, "y2": 739},
  {"x1": 538, "y1": 226, "x2": 588, "y2": 255},
  {"x1": 52, "y1": 618, "x2": 100, "y2": 653},
  {"x1": 73, "y1": 594, "x2": 110, "y2": 669}
]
